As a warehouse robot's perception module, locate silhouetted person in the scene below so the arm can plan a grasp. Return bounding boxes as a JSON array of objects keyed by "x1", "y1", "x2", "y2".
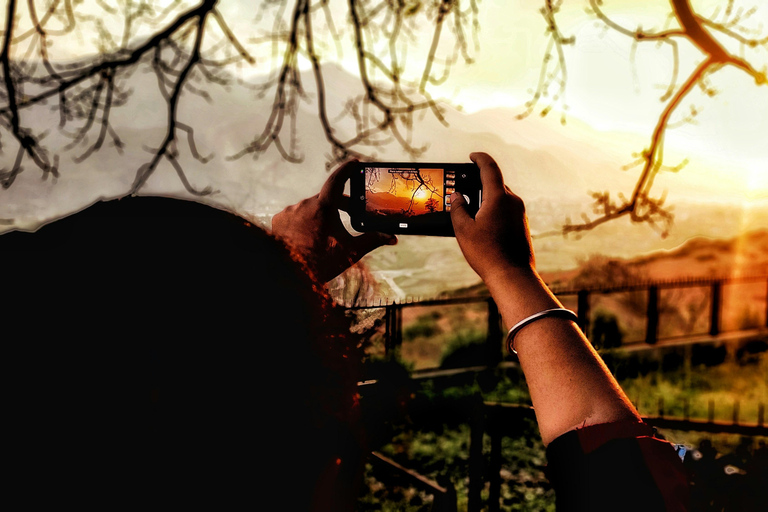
[
  {"x1": 3, "y1": 195, "x2": 377, "y2": 510},
  {"x1": 274, "y1": 153, "x2": 689, "y2": 511},
  {"x1": 4, "y1": 153, "x2": 689, "y2": 510}
]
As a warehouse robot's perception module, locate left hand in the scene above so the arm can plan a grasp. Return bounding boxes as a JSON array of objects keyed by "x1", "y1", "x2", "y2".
[{"x1": 271, "y1": 159, "x2": 397, "y2": 282}]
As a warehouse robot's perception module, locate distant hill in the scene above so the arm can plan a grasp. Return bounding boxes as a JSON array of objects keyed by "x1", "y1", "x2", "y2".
[
  {"x1": 402, "y1": 229, "x2": 768, "y2": 303},
  {"x1": 540, "y1": 228, "x2": 768, "y2": 290},
  {"x1": 4, "y1": 61, "x2": 762, "y2": 242},
  {"x1": 632, "y1": 229, "x2": 768, "y2": 277},
  {"x1": 367, "y1": 192, "x2": 416, "y2": 215}
]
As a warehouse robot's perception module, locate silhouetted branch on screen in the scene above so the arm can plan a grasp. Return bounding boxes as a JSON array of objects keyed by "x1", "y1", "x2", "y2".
[{"x1": 364, "y1": 166, "x2": 442, "y2": 216}]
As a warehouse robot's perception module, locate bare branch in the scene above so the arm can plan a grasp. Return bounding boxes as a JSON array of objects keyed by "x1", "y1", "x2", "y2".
[
  {"x1": 1, "y1": 0, "x2": 55, "y2": 181},
  {"x1": 130, "y1": 0, "x2": 216, "y2": 196},
  {"x1": 518, "y1": 0, "x2": 575, "y2": 125},
  {"x1": 536, "y1": 0, "x2": 768, "y2": 238}
]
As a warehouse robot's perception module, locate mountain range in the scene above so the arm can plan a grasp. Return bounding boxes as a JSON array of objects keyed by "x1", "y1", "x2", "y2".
[{"x1": 2, "y1": 61, "x2": 764, "y2": 300}]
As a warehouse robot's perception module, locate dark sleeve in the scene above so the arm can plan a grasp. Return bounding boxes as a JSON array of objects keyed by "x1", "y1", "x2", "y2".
[{"x1": 545, "y1": 420, "x2": 690, "y2": 512}]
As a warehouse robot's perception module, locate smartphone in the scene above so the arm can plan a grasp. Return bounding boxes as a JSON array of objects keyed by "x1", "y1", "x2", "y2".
[{"x1": 349, "y1": 162, "x2": 482, "y2": 236}]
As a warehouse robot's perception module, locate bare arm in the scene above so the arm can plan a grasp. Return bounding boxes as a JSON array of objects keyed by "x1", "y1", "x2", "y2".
[{"x1": 451, "y1": 152, "x2": 639, "y2": 446}]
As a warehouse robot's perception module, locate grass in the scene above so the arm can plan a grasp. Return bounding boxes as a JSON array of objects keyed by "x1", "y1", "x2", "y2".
[
  {"x1": 358, "y1": 313, "x2": 768, "y2": 510},
  {"x1": 606, "y1": 341, "x2": 768, "y2": 424},
  {"x1": 354, "y1": 233, "x2": 768, "y2": 508}
]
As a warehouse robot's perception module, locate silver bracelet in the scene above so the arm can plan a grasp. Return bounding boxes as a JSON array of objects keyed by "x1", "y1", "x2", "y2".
[{"x1": 506, "y1": 308, "x2": 579, "y2": 355}]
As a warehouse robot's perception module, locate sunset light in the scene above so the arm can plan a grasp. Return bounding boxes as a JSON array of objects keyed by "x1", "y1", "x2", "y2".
[
  {"x1": 2, "y1": 2, "x2": 767, "y2": 510},
  {"x1": 411, "y1": 186, "x2": 430, "y2": 202},
  {"x1": 746, "y1": 163, "x2": 768, "y2": 199}
]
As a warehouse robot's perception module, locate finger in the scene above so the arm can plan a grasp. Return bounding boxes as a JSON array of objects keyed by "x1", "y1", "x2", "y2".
[
  {"x1": 449, "y1": 192, "x2": 473, "y2": 235},
  {"x1": 469, "y1": 152, "x2": 506, "y2": 200},
  {"x1": 319, "y1": 158, "x2": 359, "y2": 205}
]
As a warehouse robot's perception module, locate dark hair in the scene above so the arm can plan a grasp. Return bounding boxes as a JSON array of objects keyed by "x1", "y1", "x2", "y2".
[{"x1": 3, "y1": 196, "x2": 365, "y2": 510}]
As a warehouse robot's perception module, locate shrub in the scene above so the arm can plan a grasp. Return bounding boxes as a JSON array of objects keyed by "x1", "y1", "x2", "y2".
[
  {"x1": 404, "y1": 314, "x2": 442, "y2": 340},
  {"x1": 590, "y1": 310, "x2": 624, "y2": 349}
]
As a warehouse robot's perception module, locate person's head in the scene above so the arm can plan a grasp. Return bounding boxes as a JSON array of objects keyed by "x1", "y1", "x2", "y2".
[{"x1": 4, "y1": 196, "x2": 365, "y2": 509}]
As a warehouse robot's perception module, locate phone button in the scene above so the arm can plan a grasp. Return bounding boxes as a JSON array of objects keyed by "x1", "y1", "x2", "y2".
[
  {"x1": 399, "y1": 223, "x2": 408, "y2": 228},
  {"x1": 462, "y1": 194, "x2": 470, "y2": 204}
]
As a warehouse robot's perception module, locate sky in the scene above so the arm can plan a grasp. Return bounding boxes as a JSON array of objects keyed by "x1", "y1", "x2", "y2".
[
  {"x1": 227, "y1": 0, "x2": 767, "y2": 201},
  {"x1": 1, "y1": 0, "x2": 766, "y2": 237},
  {"x1": 6, "y1": 0, "x2": 764, "y2": 191},
  {"x1": 399, "y1": 0, "x2": 768, "y2": 199}
]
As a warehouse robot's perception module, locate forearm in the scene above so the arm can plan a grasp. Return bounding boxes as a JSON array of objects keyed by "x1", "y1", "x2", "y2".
[
  {"x1": 487, "y1": 267, "x2": 640, "y2": 446},
  {"x1": 452, "y1": 152, "x2": 641, "y2": 446}
]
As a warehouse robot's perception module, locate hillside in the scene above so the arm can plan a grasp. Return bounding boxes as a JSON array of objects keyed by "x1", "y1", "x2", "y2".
[
  {"x1": 366, "y1": 191, "x2": 433, "y2": 216},
  {"x1": 541, "y1": 228, "x2": 768, "y2": 290},
  {"x1": 627, "y1": 229, "x2": 768, "y2": 280},
  {"x1": 417, "y1": 229, "x2": 768, "y2": 303}
]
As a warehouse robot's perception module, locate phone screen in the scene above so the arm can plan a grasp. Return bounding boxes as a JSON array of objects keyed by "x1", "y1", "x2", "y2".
[
  {"x1": 350, "y1": 162, "x2": 481, "y2": 236},
  {"x1": 364, "y1": 166, "x2": 449, "y2": 216}
]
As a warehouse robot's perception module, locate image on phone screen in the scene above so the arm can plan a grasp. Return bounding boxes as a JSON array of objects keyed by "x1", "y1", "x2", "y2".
[
  {"x1": 363, "y1": 166, "x2": 453, "y2": 221},
  {"x1": 351, "y1": 162, "x2": 480, "y2": 236}
]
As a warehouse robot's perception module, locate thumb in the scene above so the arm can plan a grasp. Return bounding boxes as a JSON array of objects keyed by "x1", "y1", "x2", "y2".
[
  {"x1": 450, "y1": 192, "x2": 473, "y2": 235},
  {"x1": 348, "y1": 232, "x2": 397, "y2": 262}
]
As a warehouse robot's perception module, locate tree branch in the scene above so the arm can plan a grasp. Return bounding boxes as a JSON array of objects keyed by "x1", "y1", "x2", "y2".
[{"x1": 544, "y1": 0, "x2": 767, "y2": 238}]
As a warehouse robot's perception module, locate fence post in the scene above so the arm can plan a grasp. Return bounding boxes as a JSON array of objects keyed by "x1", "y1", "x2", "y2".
[
  {"x1": 577, "y1": 290, "x2": 590, "y2": 336},
  {"x1": 384, "y1": 306, "x2": 392, "y2": 357},
  {"x1": 646, "y1": 285, "x2": 659, "y2": 344},
  {"x1": 488, "y1": 407, "x2": 502, "y2": 512},
  {"x1": 385, "y1": 304, "x2": 402, "y2": 359},
  {"x1": 468, "y1": 402, "x2": 485, "y2": 512},
  {"x1": 710, "y1": 281, "x2": 722, "y2": 336},
  {"x1": 765, "y1": 279, "x2": 768, "y2": 329}
]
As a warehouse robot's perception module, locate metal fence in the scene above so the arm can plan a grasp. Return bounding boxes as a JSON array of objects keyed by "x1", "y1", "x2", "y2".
[
  {"x1": 470, "y1": 401, "x2": 768, "y2": 512},
  {"x1": 352, "y1": 275, "x2": 768, "y2": 511},
  {"x1": 348, "y1": 274, "x2": 768, "y2": 361}
]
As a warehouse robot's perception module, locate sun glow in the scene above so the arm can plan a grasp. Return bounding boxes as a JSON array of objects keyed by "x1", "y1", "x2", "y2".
[
  {"x1": 412, "y1": 187, "x2": 430, "y2": 201},
  {"x1": 745, "y1": 163, "x2": 768, "y2": 200}
]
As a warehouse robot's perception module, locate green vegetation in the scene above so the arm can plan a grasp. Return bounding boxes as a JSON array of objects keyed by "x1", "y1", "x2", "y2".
[
  {"x1": 358, "y1": 362, "x2": 551, "y2": 511},
  {"x1": 355, "y1": 233, "x2": 768, "y2": 509},
  {"x1": 404, "y1": 311, "x2": 443, "y2": 340},
  {"x1": 608, "y1": 340, "x2": 768, "y2": 426},
  {"x1": 590, "y1": 309, "x2": 624, "y2": 349},
  {"x1": 358, "y1": 318, "x2": 768, "y2": 510}
]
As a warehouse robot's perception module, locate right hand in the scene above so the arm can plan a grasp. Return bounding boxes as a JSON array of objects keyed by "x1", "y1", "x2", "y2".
[{"x1": 450, "y1": 152, "x2": 536, "y2": 280}]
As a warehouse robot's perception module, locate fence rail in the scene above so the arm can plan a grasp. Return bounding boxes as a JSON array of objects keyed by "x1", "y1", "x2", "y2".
[
  {"x1": 348, "y1": 274, "x2": 768, "y2": 358},
  {"x1": 470, "y1": 401, "x2": 768, "y2": 512},
  {"x1": 369, "y1": 451, "x2": 457, "y2": 511}
]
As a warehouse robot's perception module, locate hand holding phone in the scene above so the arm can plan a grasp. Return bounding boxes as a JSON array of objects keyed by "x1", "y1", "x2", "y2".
[
  {"x1": 349, "y1": 161, "x2": 483, "y2": 237},
  {"x1": 450, "y1": 152, "x2": 536, "y2": 279},
  {"x1": 272, "y1": 160, "x2": 397, "y2": 281}
]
